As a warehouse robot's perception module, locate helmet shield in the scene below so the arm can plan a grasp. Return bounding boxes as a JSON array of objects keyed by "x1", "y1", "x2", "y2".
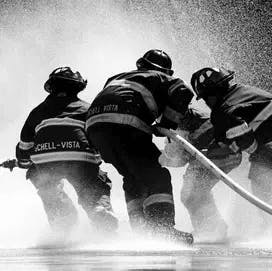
[
  {"x1": 191, "y1": 67, "x2": 234, "y2": 100},
  {"x1": 136, "y1": 49, "x2": 174, "y2": 76},
  {"x1": 44, "y1": 67, "x2": 87, "y2": 94}
]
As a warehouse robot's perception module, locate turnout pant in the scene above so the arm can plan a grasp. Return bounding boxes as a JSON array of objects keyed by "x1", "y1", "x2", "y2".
[
  {"x1": 27, "y1": 161, "x2": 117, "y2": 233},
  {"x1": 249, "y1": 142, "x2": 272, "y2": 230},
  {"x1": 180, "y1": 160, "x2": 227, "y2": 240},
  {"x1": 180, "y1": 152, "x2": 242, "y2": 241},
  {"x1": 88, "y1": 124, "x2": 176, "y2": 233}
]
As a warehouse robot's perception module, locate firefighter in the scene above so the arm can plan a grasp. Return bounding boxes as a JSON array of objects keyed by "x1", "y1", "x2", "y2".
[
  {"x1": 85, "y1": 49, "x2": 194, "y2": 244},
  {"x1": 190, "y1": 67, "x2": 272, "y2": 232},
  {"x1": 159, "y1": 106, "x2": 242, "y2": 242},
  {"x1": 16, "y1": 67, "x2": 118, "y2": 235}
]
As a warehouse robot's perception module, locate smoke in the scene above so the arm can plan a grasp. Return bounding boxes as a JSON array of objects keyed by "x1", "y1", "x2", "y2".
[{"x1": 0, "y1": 0, "x2": 271, "y2": 247}]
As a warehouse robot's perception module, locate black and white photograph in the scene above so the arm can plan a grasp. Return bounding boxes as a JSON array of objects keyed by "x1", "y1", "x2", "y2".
[{"x1": 0, "y1": 0, "x2": 272, "y2": 270}]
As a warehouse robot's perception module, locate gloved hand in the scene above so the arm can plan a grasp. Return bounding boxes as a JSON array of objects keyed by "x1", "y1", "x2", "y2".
[
  {"x1": 152, "y1": 123, "x2": 169, "y2": 137},
  {"x1": 152, "y1": 116, "x2": 178, "y2": 137},
  {"x1": 206, "y1": 141, "x2": 242, "y2": 173}
]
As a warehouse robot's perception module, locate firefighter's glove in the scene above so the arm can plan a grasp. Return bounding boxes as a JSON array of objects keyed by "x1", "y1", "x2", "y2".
[
  {"x1": 152, "y1": 123, "x2": 169, "y2": 137},
  {"x1": 152, "y1": 115, "x2": 177, "y2": 137}
]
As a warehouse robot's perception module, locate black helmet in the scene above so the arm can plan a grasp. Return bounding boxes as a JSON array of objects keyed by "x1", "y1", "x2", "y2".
[
  {"x1": 191, "y1": 67, "x2": 234, "y2": 100},
  {"x1": 136, "y1": 49, "x2": 174, "y2": 76},
  {"x1": 44, "y1": 67, "x2": 87, "y2": 94}
]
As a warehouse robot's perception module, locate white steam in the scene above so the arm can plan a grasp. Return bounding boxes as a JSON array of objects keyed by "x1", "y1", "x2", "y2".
[{"x1": 0, "y1": 0, "x2": 269, "y2": 248}]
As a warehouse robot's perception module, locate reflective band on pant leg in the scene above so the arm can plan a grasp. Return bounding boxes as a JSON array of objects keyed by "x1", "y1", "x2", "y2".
[
  {"x1": 143, "y1": 194, "x2": 175, "y2": 229},
  {"x1": 143, "y1": 193, "x2": 174, "y2": 209}
]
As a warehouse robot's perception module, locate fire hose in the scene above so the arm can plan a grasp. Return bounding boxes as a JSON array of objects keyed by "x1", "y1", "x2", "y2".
[{"x1": 157, "y1": 127, "x2": 272, "y2": 215}]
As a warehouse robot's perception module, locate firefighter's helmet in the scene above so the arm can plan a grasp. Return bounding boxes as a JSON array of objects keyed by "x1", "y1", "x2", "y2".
[
  {"x1": 136, "y1": 49, "x2": 174, "y2": 76},
  {"x1": 190, "y1": 67, "x2": 234, "y2": 99},
  {"x1": 44, "y1": 67, "x2": 87, "y2": 93}
]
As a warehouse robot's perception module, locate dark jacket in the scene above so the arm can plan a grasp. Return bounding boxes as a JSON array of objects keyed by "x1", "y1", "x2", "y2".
[
  {"x1": 16, "y1": 94, "x2": 101, "y2": 166},
  {"x1": 162, "y1": 106, "x2": 242, "y2": 172},
  {"x1": 179, "y1": 107, "x2": 214, "y2": 150},
  {"x1": 211, "y1": 84, "x2": 272, "y2": 154},
  {"x1": 86, "y1": 69, "x2": 193, "y2": 134}
]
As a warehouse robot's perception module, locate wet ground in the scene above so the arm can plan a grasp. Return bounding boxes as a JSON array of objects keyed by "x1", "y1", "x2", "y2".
[{"x1": 1, "y1": 243, "x2": 272, "y2": 271}]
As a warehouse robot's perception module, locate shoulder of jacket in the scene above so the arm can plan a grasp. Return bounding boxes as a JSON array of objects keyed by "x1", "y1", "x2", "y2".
[
  {"x1": 104, "y1": 71, "x2": 131, "y2": 87},
  {"x1": 28, "y1": 98, "x2": 48, "y2": 115}
]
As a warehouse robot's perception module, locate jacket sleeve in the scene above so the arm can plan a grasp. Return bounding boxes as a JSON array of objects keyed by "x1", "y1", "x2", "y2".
[
  {"x1": 16, "y1": 113, "x2": 35, "y2": 165},
  {"x1": 160, "y1": 79, "x2": 194, "y2": 129},
  {"x1": 212, "y1": 109, "x2": 258, "y2": 154}
]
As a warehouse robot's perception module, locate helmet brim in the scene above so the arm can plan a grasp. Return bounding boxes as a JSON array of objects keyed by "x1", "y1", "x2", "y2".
[
  {"x1": 44, "y1": 76, "x2": 87, "y2": 93},
  {"x1": 136, "y1": 57, "x2": 174, "y2": 76},
  {"x1": 216, "y1": 71, "x2": 235, "y2": 85},
  {"x1": 44, "y1": 78, "x2": 52, "y2": 93}
]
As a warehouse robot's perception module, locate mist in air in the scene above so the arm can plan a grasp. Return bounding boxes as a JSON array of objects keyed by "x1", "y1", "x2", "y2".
[{"x1": 0, "y1": 0, "x2": 271, "y2": 248}]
